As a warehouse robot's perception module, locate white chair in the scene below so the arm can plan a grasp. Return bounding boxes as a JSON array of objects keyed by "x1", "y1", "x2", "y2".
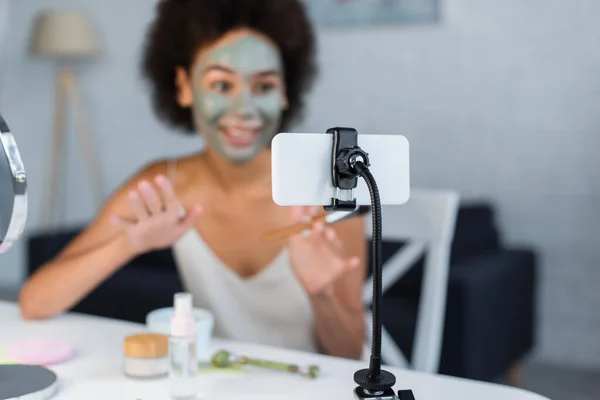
[{"x1": 362, "y1": 188, "x2": 460, "y2": 374}]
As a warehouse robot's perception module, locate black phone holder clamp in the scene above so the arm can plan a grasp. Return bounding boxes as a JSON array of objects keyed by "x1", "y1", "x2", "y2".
[
  {"x1": 324, "y1": 127, "x2": 370, "y2": 212},
  {"x1": 325, "y1": 127, "x2": 417, "y2": 400}
]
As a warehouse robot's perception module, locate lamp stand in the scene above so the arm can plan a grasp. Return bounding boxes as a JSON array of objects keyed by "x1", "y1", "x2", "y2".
[{"x1": 40, "y1": 65, "x2": 105, "y2": 228}]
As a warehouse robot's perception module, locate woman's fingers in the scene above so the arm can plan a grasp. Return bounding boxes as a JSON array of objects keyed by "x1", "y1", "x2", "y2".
[
  {"x1": 155, "y1": 175, "x2": 180, "y2": 214},
  {"x1": 289, "y1": 206, "x2": 302, "y2": 224},
  {"x1": 290, "y1": 206, "x2": 323, "y2": 224},
  {"x1": 324, "y1": 227, "x2": 343, "y2": 252},
  {"x1": 330, "y1": 257, "x2": 360, "y2": 284},
  {"x1": 311, "y1": 220, "x2": 326, "y2": 240},
  {"x1": 138, "y1": 180, "x2": 163, "y2": 215},
  {"x1": 126, "y1": 175, "x2": 191, "y2": 226},
  {"x1": 321, "y1": 226, "x2": 360, "y2": 275},
  {"x1": 128, "y1": 190, "x2": 149, "y2": 220},
  {"x1": 177, "y1": 205, "x2": 203, "y2": 231},
  {"x1": 309, "y1": 206, "x2": 320, "y2": 217},
  {"x1": 346, "y1": 256, "x2": 361, "y2": 270}
]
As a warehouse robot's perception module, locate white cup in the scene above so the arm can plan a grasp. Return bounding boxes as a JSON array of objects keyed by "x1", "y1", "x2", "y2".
[{"x1": 145, "y1": 307, "x2": 215, "y2": 361}]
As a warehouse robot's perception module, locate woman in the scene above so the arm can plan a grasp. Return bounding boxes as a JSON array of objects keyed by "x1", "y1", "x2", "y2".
[{"x1": 19, "y1": 0, "x2": 367, "y2": 359}]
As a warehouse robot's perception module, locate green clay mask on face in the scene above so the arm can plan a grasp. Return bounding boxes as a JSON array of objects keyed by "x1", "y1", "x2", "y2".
[{"x1": 190, "y1": 33, "x2": 284, "y2": 163}]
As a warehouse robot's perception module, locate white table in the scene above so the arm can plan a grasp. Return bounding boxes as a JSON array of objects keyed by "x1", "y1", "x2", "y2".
[{"x1": 0, "y1": 300, "x2": 549, "y2": 400}]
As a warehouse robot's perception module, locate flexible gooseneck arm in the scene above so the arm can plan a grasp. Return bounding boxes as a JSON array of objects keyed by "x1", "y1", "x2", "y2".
[
  {"x1": 353, "y1": 161, "x2": 384, "y2": 380},
  {"x1": 324, "y1": 127, "x2": 415, "y2": 400}
]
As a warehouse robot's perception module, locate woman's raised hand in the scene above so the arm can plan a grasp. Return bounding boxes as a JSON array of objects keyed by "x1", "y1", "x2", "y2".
[
  {"x1": 288, "y1": 206, "x2": 360, "y2": 297},
  {"x1": 110, "y1": 175, "x2": 202, "y2": 255}
]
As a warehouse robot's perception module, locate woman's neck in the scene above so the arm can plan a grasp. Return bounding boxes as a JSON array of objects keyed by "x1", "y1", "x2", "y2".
[{"x1": 202, "y1": 148, "x2": 273, "y2": 194}]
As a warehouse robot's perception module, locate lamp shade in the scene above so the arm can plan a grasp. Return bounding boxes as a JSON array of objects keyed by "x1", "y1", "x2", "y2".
[{"x1": 30, "y1": 11, "x2": 99, "y2": 58}]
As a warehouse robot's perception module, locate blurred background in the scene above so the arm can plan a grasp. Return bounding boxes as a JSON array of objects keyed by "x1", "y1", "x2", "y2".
[{"x1": 0, "y1": 1, "x2": 598, "y2": 399}]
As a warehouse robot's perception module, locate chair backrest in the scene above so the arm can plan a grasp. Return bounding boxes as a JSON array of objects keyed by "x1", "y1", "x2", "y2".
[
  {"x1": 362, "y1": 188, "x2": 460, "y2": 373},
  {"x1": 366, "y1": 189, "x2": 459, "y2": 242}
]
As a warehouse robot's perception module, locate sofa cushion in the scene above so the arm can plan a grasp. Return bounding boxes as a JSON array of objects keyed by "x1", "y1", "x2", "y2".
[
  {"x1": 27, "y1": 229, "x2": 178, "y2": 276},
  {"x1": 379, "y1": 248, "x2": 536, "y2": 379},
  {"x1": 71, "y1": 263, "x2": 183, "y2": 323},
  {"x1": 450, "y1": 204, "x2": 500, "y2": 263},
  {"x1": 364, "y1": 204, "x2": 500, "y2": 293}
]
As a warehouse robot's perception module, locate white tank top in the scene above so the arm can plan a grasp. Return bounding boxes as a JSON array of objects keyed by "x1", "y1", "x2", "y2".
[{"x1": 168, "y1": 160, "x2": 318, "y2": 353}]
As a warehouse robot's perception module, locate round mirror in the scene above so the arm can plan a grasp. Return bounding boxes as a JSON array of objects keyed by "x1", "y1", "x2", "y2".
[{"x1": 0, "y1": 113, "x2": 27, "y2": 253}]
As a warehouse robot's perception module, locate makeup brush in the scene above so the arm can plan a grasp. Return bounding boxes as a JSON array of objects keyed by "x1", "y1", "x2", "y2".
[
  {"x1": 210, "y1": 349, "x2": 320, "y2": 379},
  {"x1": 261, "y1": 206, "x2": 370, "y2": 242}
]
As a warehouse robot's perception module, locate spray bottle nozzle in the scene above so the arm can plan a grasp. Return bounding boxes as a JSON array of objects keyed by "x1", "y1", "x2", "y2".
[
  {"x1": 174, "y1": 292, "x2": 193, "y2": 316},
  {"x1": 171, "y1": 292, "x2": 195, "y2": 337}
]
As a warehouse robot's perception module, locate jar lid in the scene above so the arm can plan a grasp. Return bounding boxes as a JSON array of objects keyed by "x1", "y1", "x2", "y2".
[{"x1": 124, "y1": 333, "x2": 168, "y2": 358}]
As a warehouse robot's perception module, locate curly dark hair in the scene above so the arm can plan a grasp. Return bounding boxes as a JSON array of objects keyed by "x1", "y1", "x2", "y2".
[{"x1": 141, "y1": 0, "x2": 317, "y2": 134}]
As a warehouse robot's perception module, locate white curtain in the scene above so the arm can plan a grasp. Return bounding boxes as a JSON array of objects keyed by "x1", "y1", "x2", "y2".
[
  {"x1": 0, "y1": 0, "x2": 8, "y2": 70},
  {"x1": 0, "y1": 0, "x2": 8, "y2": 94}
]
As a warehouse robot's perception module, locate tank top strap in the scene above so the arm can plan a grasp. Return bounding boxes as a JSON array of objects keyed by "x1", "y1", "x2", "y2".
[
  {"x1": 167, "y1": 158, "x2": 178, "y2": 184},
  {"x1": 165, "y1": 158, "x2": 186, "y2": 218}
]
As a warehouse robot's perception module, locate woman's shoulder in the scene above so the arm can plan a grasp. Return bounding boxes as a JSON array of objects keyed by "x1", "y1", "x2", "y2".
[
  {"x1": 120, "y1": 157, "x2": 172, "y2": 186},
  {"x1": 137, "y1": 154, "x2": 213, "y2": 199},
  {"x1": 127, "y1": 154, "x2": 207, "y2": 183}
]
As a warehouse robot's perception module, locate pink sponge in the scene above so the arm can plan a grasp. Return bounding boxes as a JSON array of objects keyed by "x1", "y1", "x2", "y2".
[{"x1": 4, "y1": 338, "x2": 73, "y2": 365}]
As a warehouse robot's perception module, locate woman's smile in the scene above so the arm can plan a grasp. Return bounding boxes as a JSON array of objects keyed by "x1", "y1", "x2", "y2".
[{"x1": 218, "y1": 118, "x2": 264, "y2": 148}]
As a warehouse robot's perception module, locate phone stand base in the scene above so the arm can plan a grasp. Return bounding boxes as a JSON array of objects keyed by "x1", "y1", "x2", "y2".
[
  {"x1": 353, "y1": 386, "x2": 396, "y2": 400},
  {"x1": 397, "y1": 390, "x2": 417, "y2": 400},
  {"x1": 353, "y1": 387, "x2": 417, "y2": 400}
]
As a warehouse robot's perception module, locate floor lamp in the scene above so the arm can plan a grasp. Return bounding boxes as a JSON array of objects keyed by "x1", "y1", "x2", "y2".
[{"x1": 30, "y1": 11, "x2": 105, "y2": 228}]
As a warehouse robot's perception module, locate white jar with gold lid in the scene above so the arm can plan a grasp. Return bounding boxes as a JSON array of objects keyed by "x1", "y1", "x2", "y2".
[{"x1": 123, "y1": 333, "x2": 169, "y2": 379}]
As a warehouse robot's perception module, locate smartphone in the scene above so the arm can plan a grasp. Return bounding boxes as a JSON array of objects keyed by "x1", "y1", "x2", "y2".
[{"x1": 271, "y1": 132, "x2": 410, "y2": 207}]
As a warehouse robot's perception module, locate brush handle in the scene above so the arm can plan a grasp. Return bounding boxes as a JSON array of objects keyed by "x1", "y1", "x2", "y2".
[
  {"x1": 260, "y1": 215, "x2": 327, "y2": 241},
  {"x1": 261, "y1": 207, "x2": 369, "y2": 242}
]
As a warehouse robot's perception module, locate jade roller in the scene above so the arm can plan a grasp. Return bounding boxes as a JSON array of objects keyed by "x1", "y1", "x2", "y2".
[{"x1": 211, "y1": 349, "x2": 320, "y2": 379}]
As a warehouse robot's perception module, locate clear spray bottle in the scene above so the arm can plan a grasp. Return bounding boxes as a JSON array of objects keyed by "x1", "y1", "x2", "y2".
[{"x1": 169, "y1": 292, "x2": 198, "y2": 399}]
